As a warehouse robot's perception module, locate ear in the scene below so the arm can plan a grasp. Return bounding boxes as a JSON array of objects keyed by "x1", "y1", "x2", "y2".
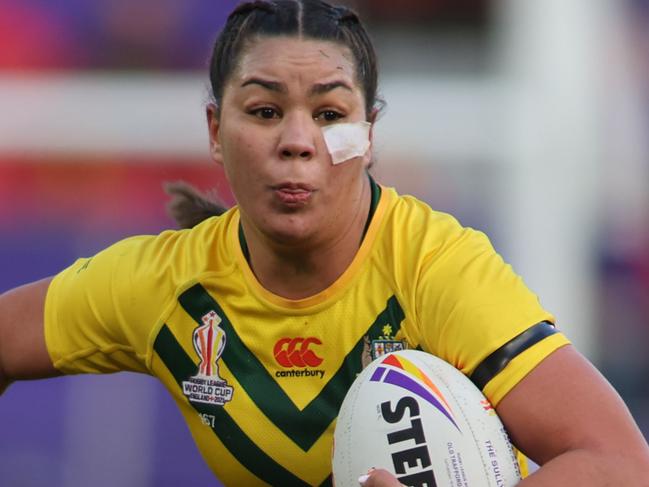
[
  {"x1": 362, "y1": 109, "x2": 379, "y2": 168},
  {"x1": 206, "y1": 103, "x2": 224, "y2": 166},
  {"x1": 368, "y1": 107, "x2": 379, "y2": 125}
]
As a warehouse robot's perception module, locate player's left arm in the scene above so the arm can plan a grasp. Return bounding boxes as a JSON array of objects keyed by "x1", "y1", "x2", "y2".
[{"x1": 496, "y1": 344, "x2": 649, "y2": 486}]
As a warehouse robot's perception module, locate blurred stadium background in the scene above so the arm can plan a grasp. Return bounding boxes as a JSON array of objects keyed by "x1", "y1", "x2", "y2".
[{"x1": 1, "y1": 0, "x2": 648, "y2": 485}]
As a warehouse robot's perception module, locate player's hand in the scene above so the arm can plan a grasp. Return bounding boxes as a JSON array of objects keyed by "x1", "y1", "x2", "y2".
[{"x1": 358, "y1": 468, "x2": 405, "y2": 487}]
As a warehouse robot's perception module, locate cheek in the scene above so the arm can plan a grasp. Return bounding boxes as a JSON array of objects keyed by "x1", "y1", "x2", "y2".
[
  {"x1": 331, "y1": 158, "x2": 366, "y2": 184},
  {"x1": 223, "y1": 129, "x2": 262, "y2": 176},
  {"x1": 227, "y1": 126, "x2": 252, "y2": 155}
]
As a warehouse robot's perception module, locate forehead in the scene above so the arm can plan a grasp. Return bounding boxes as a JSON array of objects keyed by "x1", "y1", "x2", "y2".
[{"x1": 233, "y1": 36, "x2": 358, "y2": 88}]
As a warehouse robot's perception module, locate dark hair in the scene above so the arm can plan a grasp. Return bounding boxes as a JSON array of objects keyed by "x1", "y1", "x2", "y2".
[
  {"x1": 209, "y1": 0, "x2": 380, "y2": 118},
  {"x1": 164, "y1": 181, "x2": 227, "y2": 229}
]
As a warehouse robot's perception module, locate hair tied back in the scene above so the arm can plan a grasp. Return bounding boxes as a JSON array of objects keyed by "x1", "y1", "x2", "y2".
[{"x1": 333, "y1": 5, "x2": 359, "y2": 24}]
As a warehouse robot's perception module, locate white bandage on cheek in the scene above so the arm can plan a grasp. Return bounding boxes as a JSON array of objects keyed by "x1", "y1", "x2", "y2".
[{"x1": 321, "y1": 121, "x2": 371, "y2": 165}]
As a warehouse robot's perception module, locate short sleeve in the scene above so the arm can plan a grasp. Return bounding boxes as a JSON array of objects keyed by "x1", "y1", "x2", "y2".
[
  {"x1": 414, "y1": 225, "x2": 570, "y2": 405},
  {"x1": 44, "y1": 234, "x2": 175, "y2": 375}
]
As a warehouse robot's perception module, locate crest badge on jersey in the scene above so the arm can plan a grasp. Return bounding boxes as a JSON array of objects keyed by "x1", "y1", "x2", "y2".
[
  {"x1": 361, "y1": 324, "x2": 408, "y2": 369},
  {"x1": 182, "y1": 310, "x2": 234, "y2": 406}
]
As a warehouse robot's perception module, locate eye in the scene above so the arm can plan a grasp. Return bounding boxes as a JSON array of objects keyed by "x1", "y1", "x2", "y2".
[
  {"x1": 314, "y1": 110, "x2": 344, "y2": 122},
  {"x1": 250, "y1": 107, "x2": 281, "y2": 119}
]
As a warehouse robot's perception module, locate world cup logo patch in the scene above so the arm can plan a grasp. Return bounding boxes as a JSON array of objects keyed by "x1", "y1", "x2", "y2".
[{"x1": 182, "y1": 310, "x2": 234, "y2": 406}]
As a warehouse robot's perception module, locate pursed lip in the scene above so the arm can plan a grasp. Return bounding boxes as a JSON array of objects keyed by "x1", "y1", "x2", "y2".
[
  {"x1": 271, "y1": 182, "x2": 316, "y2": 205},
  {"x1": 271, "y1": 182, "x2": 316, "y2": 192}
]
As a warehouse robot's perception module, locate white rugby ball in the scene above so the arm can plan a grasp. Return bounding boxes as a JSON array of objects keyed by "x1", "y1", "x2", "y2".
[{"x1": 333, "y1": 350, "x2": 521, "y2": 487}]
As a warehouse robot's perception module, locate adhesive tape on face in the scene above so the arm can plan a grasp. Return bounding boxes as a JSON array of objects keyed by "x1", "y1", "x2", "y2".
[{"x1": 321, "y1": 121, "x2": 371, "y2": 165}]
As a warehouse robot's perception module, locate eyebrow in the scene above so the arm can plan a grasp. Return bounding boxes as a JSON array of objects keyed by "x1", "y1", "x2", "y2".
[
  {"x1": 308, "y1": 81, "x2": 353, "y2": 96},
  {"x1": 241, "y1": 78, "x2": 287, "y2": 93},
  {"x1": 240, "y1": 78, "x2": 353, "y2": 96}
]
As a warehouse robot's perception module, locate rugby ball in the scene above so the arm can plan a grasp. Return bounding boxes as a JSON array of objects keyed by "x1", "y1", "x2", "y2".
[{"x1": 332, "y1": 350, "x2": 521, "y2": 487}]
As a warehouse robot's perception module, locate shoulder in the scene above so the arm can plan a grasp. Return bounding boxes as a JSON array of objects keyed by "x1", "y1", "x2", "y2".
[
  {"x1": 136, "y1": 208, "x2": 232, "y2": 252},
  {"x1": 62, "y1": 209, "x2": 237, "y2": 290},
  {"x1": 374, "y1": 187, "x2": 508, "y2": 308},
  {"x1": 379, "y1": 186, "x2": 484, "y2": 257}
]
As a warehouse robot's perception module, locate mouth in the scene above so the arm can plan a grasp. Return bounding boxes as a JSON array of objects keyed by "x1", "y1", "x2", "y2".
[{"x1": 271, "y1": 182, "x2": 315, "y2": 206}]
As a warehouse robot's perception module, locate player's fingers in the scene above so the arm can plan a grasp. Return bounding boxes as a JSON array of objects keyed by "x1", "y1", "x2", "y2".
[{"x1": 358, "y1": 468, "x2": 405, "y2": 487}]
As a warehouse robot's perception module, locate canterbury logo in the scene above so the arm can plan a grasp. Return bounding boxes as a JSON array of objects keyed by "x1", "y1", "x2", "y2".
[{"x1": 274, "y1": 337, "x2": 323, "y2": 368}]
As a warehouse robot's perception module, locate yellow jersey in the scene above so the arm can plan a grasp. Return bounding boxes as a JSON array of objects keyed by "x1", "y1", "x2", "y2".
[{"x1": 44, "y1": 184, "x2": 569, "y2": 486}]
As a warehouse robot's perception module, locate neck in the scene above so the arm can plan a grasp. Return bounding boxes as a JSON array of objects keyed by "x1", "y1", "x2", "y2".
[{"x1": 243, "y1": 178, "x2": 373, "y2": 300}]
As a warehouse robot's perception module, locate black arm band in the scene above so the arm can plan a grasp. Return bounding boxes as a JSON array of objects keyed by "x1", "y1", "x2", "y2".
[{"x1": 469, "y1": 321, "x2": 558, "y2": 390}]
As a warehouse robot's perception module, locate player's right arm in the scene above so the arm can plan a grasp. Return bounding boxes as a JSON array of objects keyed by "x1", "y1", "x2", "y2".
[{"x1": 0, "y1": 278, "x2": 60, "y2": 395}]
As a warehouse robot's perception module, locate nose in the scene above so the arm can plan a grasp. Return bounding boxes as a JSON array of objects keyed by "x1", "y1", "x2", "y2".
[{"x1": 277, "y1": 113, "x2": 316, "y2": 161}]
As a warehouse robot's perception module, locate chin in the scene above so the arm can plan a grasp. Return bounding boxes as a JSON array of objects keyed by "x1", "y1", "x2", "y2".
[{"x1": 264, "y1": 216, "x2": 316, "y2": 247}]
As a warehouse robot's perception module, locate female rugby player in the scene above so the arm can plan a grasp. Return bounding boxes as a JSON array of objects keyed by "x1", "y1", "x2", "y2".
[{"x1": 2, "y1": 1, "x2": 649, "y2": 485}]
